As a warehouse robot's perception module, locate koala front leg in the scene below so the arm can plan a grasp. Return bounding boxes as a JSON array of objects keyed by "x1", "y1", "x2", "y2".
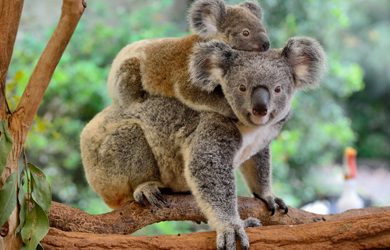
[
  {"x1": 184, "y1": 117, "x2": 261, "y2": 250},
  {"x1": 239, "y1": 145, "x2": 288, "y2": 215},
  {"x1": 114, "y1": 57, "x2": 146, "y2": 108}
]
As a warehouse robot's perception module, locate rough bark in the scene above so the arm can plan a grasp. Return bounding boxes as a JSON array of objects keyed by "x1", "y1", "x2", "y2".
[
  {"x1": 0, "y1": 0, "x2": 24, "y2": 118},
  {"x1": 0, "y1": 1, "x2": 86, "y2": 249},
  {"x1": 47, "y1": 194, "x2": 390, "y2": 235},
  {"x1": 41, "y1": 210, "x2": 390, "y2": 249}
]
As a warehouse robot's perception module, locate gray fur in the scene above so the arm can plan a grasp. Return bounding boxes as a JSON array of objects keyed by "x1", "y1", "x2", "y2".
[
  {"x1": 239, "y1": 1, "x2": 263, "y2": 21},
  {"x1": 188, "y1": 0, "x2": 227, "y2": 39},
  {"x1": 81, "y1": 37, "x2": 326, "y2": 250},
  {"x1": 282, "y1": 37, "x2": 327, "y2": 90},
  {"x1": 108, "y1": 0, "x2": 269, "y2": 119}
]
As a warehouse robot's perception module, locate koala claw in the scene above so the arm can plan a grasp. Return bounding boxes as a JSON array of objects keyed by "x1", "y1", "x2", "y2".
[
  {"x1": 275, "y1": 197, "x2": 288, "y2": 214},
  {"x1": 134, "y1": 182, "x2": 166, "y2": 208},
  {"x1": 254, "y1": 193, "x2": 288, "y2": 216},
  {"x1": 270, "y1": 208, "x2": 275, "y2": 216},
  {"x1": 155, "y1": 193, "x2": 167, "y2": 204},
  {"x1": 217, "y1": 225, "x2": 250, "y2": 250},
  {"x1": 137, "y1": 196, "x2": 146, "y2": 207}
]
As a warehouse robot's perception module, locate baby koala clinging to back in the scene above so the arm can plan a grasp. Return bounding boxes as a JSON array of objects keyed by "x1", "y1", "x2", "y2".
[{"x1": 107, "y1": 0, "x2": 269, "y2": 118}]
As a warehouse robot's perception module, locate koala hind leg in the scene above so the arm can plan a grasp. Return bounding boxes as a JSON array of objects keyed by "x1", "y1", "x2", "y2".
[
  {"x1": 100, "y1": 123, "x2": 165, "y2": 208},
  {"x1": 115, "y1": 57, "x2": 145, "y2": 108}
]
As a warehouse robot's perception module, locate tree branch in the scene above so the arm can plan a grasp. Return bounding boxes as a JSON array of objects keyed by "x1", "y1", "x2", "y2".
[
  {"x1": 11, "y1": 0, "x2": 87, "y2": 148},
  {"x1": 47, "y1": 194, "x2": 390, "y2": 235},
  {"x1": 42, "y1": 210, "x2": 390, "y2": 249},
  {"x1": 0, "y1": 0, "x2": 24, "y2": 120},
  {"x1": 0, "y1": 1, "x2": 86, "y2": 249}
]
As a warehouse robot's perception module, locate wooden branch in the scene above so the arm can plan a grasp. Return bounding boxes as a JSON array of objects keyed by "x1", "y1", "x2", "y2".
[
  {"x1": 12, "y1": 0, "x2": 87, "y2": 148},
  {"x1": 0, "y1": 0, "x2": 24, "y2": 119},
  {"x1": 0, "y1": 1, "x2": 86, "y2": 249},
  {"x1": 47, "y1": 194, "x2": 390, "y2": 235},
  {"x1": 42, "y1": 211, "x2": 390, "y2": 249}
]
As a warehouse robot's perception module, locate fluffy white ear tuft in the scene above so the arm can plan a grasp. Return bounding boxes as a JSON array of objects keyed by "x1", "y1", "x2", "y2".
[
  {"x1": 238, "y1": 1, "x2": 263, "y2": 21},
  {"x1": 282, "y1": 37, "x2": 327, "y2": 90},
  {"x1": 188, "y1": 0, "x2": 227, "y2": 39},
  {"x1": 189, "y1": 40, "x2": 236, "y2": 92}
]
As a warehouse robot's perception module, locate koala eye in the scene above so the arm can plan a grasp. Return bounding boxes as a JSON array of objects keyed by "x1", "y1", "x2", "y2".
[
  {"x1": 239, "y1": 84, "x2": 247, "y2": 93},
  {"x1": 274, "y1": 86, "x2": 281, "y2": 93},
  {"x1": 242, "y1": 29, "x2": 250, "y2": 37}
]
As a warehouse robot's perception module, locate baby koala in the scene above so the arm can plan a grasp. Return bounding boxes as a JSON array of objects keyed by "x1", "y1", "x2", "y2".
[{"x1": 107, "y1": 0, "x2": 269, "y2": 118}]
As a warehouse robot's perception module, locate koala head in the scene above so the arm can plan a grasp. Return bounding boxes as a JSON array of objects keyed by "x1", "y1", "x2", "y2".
[
  {"x1": 188, "y1": 0, "x2": 270, "y2": 52},
  {"x1": 189, "y1": 37, "x2": 326, "y2": 127}
]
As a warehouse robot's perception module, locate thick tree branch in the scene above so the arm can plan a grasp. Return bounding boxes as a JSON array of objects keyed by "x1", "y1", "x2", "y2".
[
  {"x1": 48, "y1": 194, "x2": 390, "y2": 235},
  {"x1": 42, "y1": 210, "x2": 390, "y2": 249}
]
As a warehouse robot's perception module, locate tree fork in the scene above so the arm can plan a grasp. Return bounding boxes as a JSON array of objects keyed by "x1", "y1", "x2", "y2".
[{"x1": 0, "y1": 1, "x2": 86, "y2": 249}]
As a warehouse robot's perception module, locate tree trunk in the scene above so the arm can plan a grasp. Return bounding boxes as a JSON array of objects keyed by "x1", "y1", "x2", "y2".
[{"x1": 0, "y1": 1, "x2": 86, "y2": 249}]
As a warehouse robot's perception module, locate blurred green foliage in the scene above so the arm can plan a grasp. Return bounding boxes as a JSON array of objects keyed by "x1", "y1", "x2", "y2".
[{"x1": 6, "y1": 0, "x2": 389, "y2": 236}]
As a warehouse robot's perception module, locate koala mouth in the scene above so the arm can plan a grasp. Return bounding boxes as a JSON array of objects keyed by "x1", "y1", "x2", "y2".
[
  {"x1": 247, "y1": 111, "x2": 270, "y2": 126},
  {"x1": 233, "y1": 47, "x2": 262, "y2": 53}
]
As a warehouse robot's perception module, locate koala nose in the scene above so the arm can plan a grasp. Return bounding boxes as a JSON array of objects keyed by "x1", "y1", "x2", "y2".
[
  {"x1": 252, "y1": 87, "x2": 269, "y2": 117},
  {"x1": 259, "y1": 32, "x2": 270, "y2": 51}
]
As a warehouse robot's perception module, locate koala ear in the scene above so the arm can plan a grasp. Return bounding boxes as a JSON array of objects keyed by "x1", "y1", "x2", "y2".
[
  {"x1": 188, "y1": 0, "x2": 227, "y2": 39},
  {"x1": 282, "y1": 37, "x2": 327, "y2": 90},
  {"x1": 189, "y1": 40, "x2": 237, "y2": 92},
  {"x1": 239, "y1": 1, "x2": 263, "y2": 21}
]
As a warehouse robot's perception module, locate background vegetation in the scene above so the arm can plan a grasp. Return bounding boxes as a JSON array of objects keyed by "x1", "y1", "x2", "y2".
[{"x1": 6, "y1": 0, "x2": 389, "y2": 235}]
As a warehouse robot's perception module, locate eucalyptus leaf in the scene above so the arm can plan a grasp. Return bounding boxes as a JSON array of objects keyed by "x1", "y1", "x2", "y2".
[
  {"x1": 16, "y1": 165, "x2": 27, "y2": 235},
  {"x1": 15, "y1": 183, "x2": 27, "y2": 235},
  {"x1": 29, "y1": 163, "x2": 52, "y2": 213},
  {"x1": 18, "y1": 160, "x2": 25, "y2": 187},
  {"x1": 21, "y1": 204, "x2": 49, "y2": 250},
  {"x1": 0, "y1": 119, "x2": 13, "y2": 177},
  {"x1": 0, "y1": 171, "x2": 17, "y2": 227}
]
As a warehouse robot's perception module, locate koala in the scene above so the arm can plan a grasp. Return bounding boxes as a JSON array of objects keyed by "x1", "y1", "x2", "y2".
[
  {"x1": 107, "y1": 0, "x2": 269, "y2": 118},
  {"x1": 81, "y1": 37, "x2": 326, "y2": 250}
]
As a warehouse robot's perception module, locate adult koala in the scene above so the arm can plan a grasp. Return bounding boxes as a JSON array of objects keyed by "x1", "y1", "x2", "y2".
[{"x1": 81, "y1": 37, "x2": 326, "y2": 250}]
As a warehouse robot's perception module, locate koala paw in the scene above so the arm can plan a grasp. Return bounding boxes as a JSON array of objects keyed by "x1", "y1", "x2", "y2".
[
  {"x1": 133, "y1": 182, "x2": 167, "y2": 208},
  {"x1": 243, "y1": 217, "x2": 262, "y2": 228},
  {"x1": 253, "y1": 193, "x2": 288, "y2": 216},
  {"x1": 216, "y1": 222, "x2": 252, "y2": 250}
]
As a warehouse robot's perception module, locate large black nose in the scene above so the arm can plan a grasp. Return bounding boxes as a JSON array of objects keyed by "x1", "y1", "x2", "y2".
[
  {"x1": 252, "y1": 87, "x2": 269, "y2": 116},
  {"x1": 259, "y1": 32, "x2": 270, "y2": 51}
]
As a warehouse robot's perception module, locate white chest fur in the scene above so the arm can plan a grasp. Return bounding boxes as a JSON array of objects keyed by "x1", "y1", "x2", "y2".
[{"x1": 233, "y1": 123, "x2": 279, "y2": 167}]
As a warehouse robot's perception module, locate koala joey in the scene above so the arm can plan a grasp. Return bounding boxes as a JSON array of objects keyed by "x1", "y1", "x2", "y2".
[
  {"x1": 107, "y1": 0, "x2": 269, "y2": 118},
  {"x1": 81, "y1": 37, "x2": 326, "y2": 250}
]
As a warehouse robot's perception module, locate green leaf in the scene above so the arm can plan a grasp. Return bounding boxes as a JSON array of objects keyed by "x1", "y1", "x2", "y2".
[
  {"x1": 21, "y1": 204, "x2": 49, "y2": 250},
  {"x1": 15, "y1": 180, "x2": 27, "y2": 235},
  {"x1": 0, "y1": 171, "x2": 17, "y2": 227},
  {"x1": 0, "y1": 119, "x2": 13, "y2": 177},
  {"x1": 29, "y1": 163, "x2": 52, "y2": 213}
]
